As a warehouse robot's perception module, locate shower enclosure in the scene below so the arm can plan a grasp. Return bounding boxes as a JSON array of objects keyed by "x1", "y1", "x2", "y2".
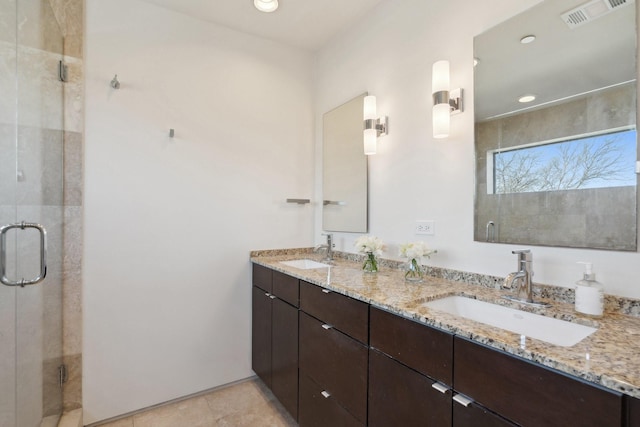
[{"x1": 1, "y1": 0, "x2": 65, "y2": 426}]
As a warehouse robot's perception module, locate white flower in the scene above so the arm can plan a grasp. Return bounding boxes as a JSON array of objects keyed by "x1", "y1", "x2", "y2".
[
  {"x1": 354, "y1": 235, "x2": 385, "y2": 256},
  {"x1": 399, "y1": 241, "x2": 436, "y2": 260}
]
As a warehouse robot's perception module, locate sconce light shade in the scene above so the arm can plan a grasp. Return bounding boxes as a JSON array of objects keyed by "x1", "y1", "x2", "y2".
[
  {"x1": 432, "y1": 60, "x2": 463, "y2": 139},
  {"x1": 363, "y1": 95, "x2": 388, "y2": 155},
  {"x1": 433, "y1": 103, "x2": 451, "y2": 139},
  {"x1": 432, "y1": 60, "x2": 450, "y2": 93},
  {"x1": 364, "y1": 128, "x2": 377, "y2": 155},
  {"x1": 363, "y1": 95, "x2": 377, "y2": 120}
]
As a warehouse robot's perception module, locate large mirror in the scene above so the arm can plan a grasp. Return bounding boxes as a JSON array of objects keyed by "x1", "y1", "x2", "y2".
[
  {"x1": 323, "y1": 93, "x2": 368, "y2": 232},
  {"x1": 474, "y1": 0, "x2": 638, "y2": 250}
]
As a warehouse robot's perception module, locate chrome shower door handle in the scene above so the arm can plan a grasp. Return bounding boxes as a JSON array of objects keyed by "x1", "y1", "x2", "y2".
[{"x1": 0, "y1": 222, "x2": 48, "y2": 287}]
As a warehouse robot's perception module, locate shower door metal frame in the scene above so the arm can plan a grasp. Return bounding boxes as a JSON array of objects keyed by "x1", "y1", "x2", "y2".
[{"x1": 1, "y1": 0, "x2": 66, "y2": 425}]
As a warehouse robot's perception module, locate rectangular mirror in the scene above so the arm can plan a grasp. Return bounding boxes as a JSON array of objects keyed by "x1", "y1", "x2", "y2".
[
  {"x1": 474, "y1": 0, "x2": 638, "y2": 250},
  {"x1": 323, "y1": 93, "x2": 368, "y2": 232}
]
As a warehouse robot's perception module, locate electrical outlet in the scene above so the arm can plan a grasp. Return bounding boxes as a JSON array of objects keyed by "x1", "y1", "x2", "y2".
[{"x1": 415, "y1": 220, "x2": 435, "y2": 235}]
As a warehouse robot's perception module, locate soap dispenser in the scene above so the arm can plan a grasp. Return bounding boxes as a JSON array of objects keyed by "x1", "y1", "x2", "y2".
[{"x1": 575, "y1": 262, "x2": 604, "y2": 317}]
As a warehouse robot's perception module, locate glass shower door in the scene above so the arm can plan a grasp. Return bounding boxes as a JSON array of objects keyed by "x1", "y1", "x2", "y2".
[{"x1": 1, "y1": 0, "x2": 65, "y2": 425}]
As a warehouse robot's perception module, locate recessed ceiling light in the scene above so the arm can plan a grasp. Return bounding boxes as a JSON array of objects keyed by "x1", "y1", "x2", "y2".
[
  {"x1": 520, "y1": 35, "x2": 536, "y2": 44},
  {"x1": 518, "y1": 94, "x2": 536, "y2": 103},
  {"x1": 254, "y1": 0, "x2": 279, "y2": 13}
]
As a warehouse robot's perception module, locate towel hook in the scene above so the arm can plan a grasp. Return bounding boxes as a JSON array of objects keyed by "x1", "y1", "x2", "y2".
[{"x1": 110, "y1": 74, "x2": 120, "y2": 89}]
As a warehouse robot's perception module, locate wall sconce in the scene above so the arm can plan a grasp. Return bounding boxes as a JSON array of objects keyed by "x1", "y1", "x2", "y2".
[
  {"x1": 432, "y1": 60, "x2": 463, "y2": 139},
  {"x1": 363, "y1": 95, "x2": 388, "y2": 155}
]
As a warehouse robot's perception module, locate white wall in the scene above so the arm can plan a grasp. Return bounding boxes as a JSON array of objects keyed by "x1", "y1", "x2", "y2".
[
  {"x1": 83, "y1": 0, "x2": 314, "y2": 423},
  {"x1": 314, "y1": 0, "x2": 640, "y2": 299}
]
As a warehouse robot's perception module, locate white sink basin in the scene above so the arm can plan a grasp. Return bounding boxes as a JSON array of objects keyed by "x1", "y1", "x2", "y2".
[
  {"x1": 279, "y1": 259, "x2": 331, "y2": 269},
  {"x1": 423, "y1": 296, "x2": 597, "y2": 347}
]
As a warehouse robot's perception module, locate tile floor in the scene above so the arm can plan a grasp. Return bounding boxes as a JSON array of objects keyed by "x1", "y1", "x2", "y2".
[{"x1": 95, "y1": 378, "x2": 297, "y2": 427}]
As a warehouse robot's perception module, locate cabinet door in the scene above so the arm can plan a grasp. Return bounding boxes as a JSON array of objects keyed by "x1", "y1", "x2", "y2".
[
  {"x1": 299, "y1": 374, "x2": 364, "y2": 427},
  {"x1": 370, "y1": 306, "x2": 453, "y2": 386},
  {"x1": 453, "y1": 399, "x2": 517, "y2": 427},
  {"x1": 253, "y1": 263, "x2": 272, "y2": 293},
  {"x1": 299, "y1": 281, "x2": 369, "y2": 344},
  {"x1": 368, "y1": 349, "x2": 452, "y2": 427},
  {"x1": 271, "y1": 298, "x2": 299, "y2": 420},
  {"x1": 252, "y1": 286, "x2": 272, "y2": 388},
  {"x1": 628, "y1": 395, "x2": 640, "y2": 427},
  {"x1": 454, "y1": 337, "x2": 623, "y2": 427},
  {"x1": 299, "y1": 312, "x2": 368, "y2": 423}
]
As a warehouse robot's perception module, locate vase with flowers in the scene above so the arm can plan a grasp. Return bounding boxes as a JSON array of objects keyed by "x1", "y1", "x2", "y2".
[
  {"x1": 399, "y1": 241, "x2": 436, "y2": 282},
  {"x1": 355, "y1": 236, "x2": 385, "y2": 273}
]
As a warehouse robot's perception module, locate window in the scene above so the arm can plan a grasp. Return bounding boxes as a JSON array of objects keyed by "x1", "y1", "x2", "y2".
[{"x1": 488, "y1": 127, "x2": 637, "y2": 194}]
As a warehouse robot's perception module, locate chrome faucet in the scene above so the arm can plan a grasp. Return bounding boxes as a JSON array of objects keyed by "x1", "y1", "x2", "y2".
[
  {"x1": 314, "y1": 233, "x2": 334, "y2": 262},
  {"x1": 503, "y1": 250, "x2": 549, "y2": 307}
]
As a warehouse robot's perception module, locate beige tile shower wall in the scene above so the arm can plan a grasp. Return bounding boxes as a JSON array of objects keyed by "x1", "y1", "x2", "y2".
[
  {"x1": 48, "y1": 0, "x2": 84, "y2": 413},
  {"x1": 475, "y1": 84, "x2": 637, "y2": 250}
]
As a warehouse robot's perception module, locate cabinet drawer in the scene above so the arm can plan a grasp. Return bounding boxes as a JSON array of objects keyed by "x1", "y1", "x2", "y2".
[
  {"x1": 370, "y1": 306, "x2": 453, "y2": 385},
  {"x1": 299, "y1": 280, "x2": 369, "y2": 344},
  {"x1": 454, "y1": 337, "x2": 623, "y2": 427},
  {"x1": 299, "y1": 374, "x2": 364, "y2": 427},
  {"x1": 272, "y1": 270, "x2": 299, "y2": 307},
  {"x1": 369, "y1": 348, "x2": 452, "y2": 427},
  {"x1": 252, "y1": 263, "x2": 272, "y2": 293},
  {"x1": 299, "y1": 312, "x2": 368, "y2": 423}
]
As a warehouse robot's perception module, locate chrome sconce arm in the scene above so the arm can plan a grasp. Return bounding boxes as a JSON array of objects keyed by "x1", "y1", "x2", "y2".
[{"x1": 363, "y1": 117, "x2": 388, "y2": 136}]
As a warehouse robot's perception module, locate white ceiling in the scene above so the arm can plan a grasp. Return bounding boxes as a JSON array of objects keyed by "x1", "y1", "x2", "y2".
[
  {"x1": 138, "y1": 0, "x2": 386, "y2": 51},
  {"x1": 475, "y1": 0, "x2": 636, "y2": 121}
]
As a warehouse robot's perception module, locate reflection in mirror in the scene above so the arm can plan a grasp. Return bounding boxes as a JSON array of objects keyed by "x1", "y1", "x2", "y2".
[
  {"x1": 323, "y1": 94, "x2": 368, "y2": 232},
  {"x1": 474, "y1": 0, "x2": 638, "y2": 250}
]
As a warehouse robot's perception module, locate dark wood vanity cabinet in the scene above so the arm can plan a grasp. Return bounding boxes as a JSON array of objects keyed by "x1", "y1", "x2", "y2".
[
  {"x1": 299, "y1": 280, "x2": 369, "y2": 344},
  {"x1": 369, "y1": 307, "x2": 453, "y2": 427},
  {"x1": 271, "y1": 297, "x2": 298, "y2": 419},
  {"x1": 368, "y1": 307, "x2": 615, "y2": 427},
  {"x1": 627, "y1": 395, "x2": 640, "y2": 427},
  {"x1": 369, "y1": 306, "x2": 454, "y2": 427},
  {"x1": 252, "y1": 264, "x2": 631, "y2": 427},
  {"x1": 454, "y1": 336, "x2": 623, "y2": 427},
  {"x1": 251, "y1": 285, "x2": 272, "y2": 387},
  {"x1": 370, "y1": 306, "x2": 453, "y2": 385},
  {"x1": 298, "y1": 375, "x2": 363, "y2": 427},
  {"x1": 299, "y1": 281, "x2": 369, "y2": 426},
  {"x1": 368, "y1": 348, "x2": 452, "y2": 426},
  {"x1": 251, "y1": 264, "x2": 299, "y2": 420}
]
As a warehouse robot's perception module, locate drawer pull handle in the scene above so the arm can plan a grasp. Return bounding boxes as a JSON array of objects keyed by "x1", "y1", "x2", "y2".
[
  {"x1": 269, "y1": 295, "x2": 277, "y2": 299},
  {"x1": 431, "y1": 382, "x2": 449, "y2": 394},
  {"x1": 321, "y1": 324, "x2": 333, "y2": 330},
  {"x1": 453, "y1": 393, "x2": 473, "y2": 407},
  {"x1": 321, "y1": 390, "x2": 331, "y2": 399},
  {"x1": 264, "y1": 293, "x2": 271, "y2": 297},
  {"x1": 321, "y1": 289, "x2": 331, "y2": 294}
]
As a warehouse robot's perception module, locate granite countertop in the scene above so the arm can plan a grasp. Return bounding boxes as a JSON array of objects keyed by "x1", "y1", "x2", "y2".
[{"x1": 251, "y1": 250, "x2": 640, "y2": 399}]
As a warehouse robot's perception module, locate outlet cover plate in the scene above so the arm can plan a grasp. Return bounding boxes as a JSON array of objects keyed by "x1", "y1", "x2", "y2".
[{"x1": 415, "y1": 220, "x2": 435, "y2": 235}]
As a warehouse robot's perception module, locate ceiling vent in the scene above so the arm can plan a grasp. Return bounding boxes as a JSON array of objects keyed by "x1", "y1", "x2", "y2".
[{"x1": 561, "y1": 0, "x2": 634, "y2": 29}]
